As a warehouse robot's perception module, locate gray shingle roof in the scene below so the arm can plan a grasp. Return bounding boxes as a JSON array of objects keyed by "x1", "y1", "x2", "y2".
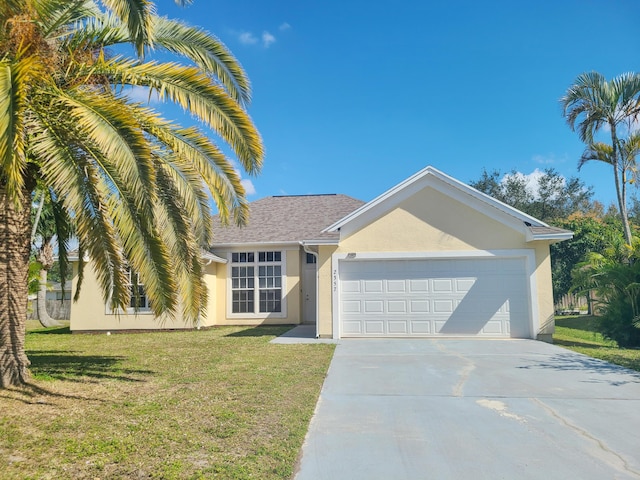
[{"x1": 211, "y1": 194, "x2": 365, "y2": 245}]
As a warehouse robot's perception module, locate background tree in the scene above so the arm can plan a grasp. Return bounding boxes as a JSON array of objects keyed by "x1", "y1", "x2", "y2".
[
  {"x1": 469, "y1": 168, "x2": 594, "y2": 223},
  {"x1": 550, "y1": 214, "x2": 625, "y2": 304},
  {"x1": 30, "y1": 190, "x2": 71, "y2": 327},
  {"x1": 561, "y1": 71, "x2": 640, "y2": 245},
  {"x1": 571, "y1": 241, "x2": 640, "y2": 347},
  {"x1": 0, "y1": 1, "x2": 263, "y2": 387}
]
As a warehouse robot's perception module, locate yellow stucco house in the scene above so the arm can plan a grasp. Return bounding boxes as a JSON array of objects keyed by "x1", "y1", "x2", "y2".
[{"x1": 69, "y1": 166, "x2": 572, "y2": 341}]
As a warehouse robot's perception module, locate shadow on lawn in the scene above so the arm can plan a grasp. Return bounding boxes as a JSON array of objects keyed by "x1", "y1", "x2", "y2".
[
  {"x1": 26, "y1": 350, "x2": 155, "y2": 383},
  {"x1": 553, "y1": 338, "x2": 605, "y2": 348},
  {"x1": 225, "y1": 325, "x2": 293, "y2": 338},
  {"x1": 28, "y1": 326, "x2": 71, "y2": 335}
]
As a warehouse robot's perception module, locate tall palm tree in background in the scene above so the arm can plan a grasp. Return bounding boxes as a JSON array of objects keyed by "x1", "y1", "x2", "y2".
[
  {"x1": 561, "y1": 71, "x2": 640, "y2": 246},
  {"x1": 578, "y1": 133, "x2": 640, "y2": 240},
  {"x1": 0, "y1": 0, "x2": 263, "y2": 387}
]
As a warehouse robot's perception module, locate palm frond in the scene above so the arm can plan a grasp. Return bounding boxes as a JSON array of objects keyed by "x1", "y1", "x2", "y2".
[
  {"x1": 35, "y1": 0, "x2": 99, "y2": 37},
  {"x1": 57, "y1": 87, "x2": 157, "y2": 213},
  {"x1": 135, "y1": 109, "x2": 248, "y2": 227},
  {"x1": 153, "y1": 17, "x2": 251, "y2": 105},
  {"x1": 96, "y1": 56, "x2": 264, "y2": 173},
  {"x1": 0, "y1": 56, "x2": 38, "y2": 202},
  {"x1": 100, "y1": 0, "x2": 156, "y2": 56}
]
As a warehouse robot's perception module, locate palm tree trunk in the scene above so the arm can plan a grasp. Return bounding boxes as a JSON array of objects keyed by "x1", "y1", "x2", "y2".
[
  {"x1": 36, "y1": 268, "x2": 62, "y2": 328},
  {"x1": 611, "y1": 129, "x2": 634, "y2": 246},
  {"x1": 0, "y1": 187, "x2": 32, "y2": 388},
  {"x1": 614, "y1": 160, "x2": 633, "y2": 245},
  {"x1": 35, "y1": 241, "x2": 61, "y2": 328}
]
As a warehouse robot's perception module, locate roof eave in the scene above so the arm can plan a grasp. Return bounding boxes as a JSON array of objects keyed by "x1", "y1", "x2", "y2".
[
  {"x1": 301, "y1": 239, "x2": 340, "y2": 246},
  {"x1": 526, "y1": 232, "x2": 574, "y2": 243}
]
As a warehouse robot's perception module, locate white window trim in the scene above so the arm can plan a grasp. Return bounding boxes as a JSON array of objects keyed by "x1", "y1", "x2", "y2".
[
  {"x1": 106, "y1": 269, "x2": 154, "y2": 315},
  {"x1": 226, "y1": 250, "x2": 287, "y2": 319}
]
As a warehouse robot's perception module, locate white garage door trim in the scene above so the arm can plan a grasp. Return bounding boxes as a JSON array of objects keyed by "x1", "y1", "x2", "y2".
[{"x1": 331, "y1": 250, "x2": 539, "y2": 339}]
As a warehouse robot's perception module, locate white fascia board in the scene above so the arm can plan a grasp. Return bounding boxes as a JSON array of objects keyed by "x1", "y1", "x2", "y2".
[
  {"x1": 526, "y1": 231, "x2": 574, "y2": 243},
  {"x1": 325, "y1": 165, "x2": 545, "y2": 241},
  {"x1": 201, "y1": 251, "x2": 228, "y2": 264},
  {"x1": 209, "y1": 241, "x2": 301, "y2": 249},
  {"x1": 300, "y1": 239, "x2": 340, "y2": 246}
]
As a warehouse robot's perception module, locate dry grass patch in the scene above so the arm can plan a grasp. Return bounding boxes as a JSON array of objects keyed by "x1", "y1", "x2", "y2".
[{"x1": 0, "y1": 324, "x2": 334, "y2": 479}]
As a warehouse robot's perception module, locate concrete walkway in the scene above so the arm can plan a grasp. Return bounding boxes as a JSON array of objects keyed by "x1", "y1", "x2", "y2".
[
  {"x1": 270, "y1": 325, "x2": 337, "y2": 344},
  {"x1": 294, "y1": 339, "x2": 640, "y2": 480}
]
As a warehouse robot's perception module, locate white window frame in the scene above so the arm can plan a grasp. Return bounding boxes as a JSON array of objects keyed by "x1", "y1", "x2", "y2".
[
  {"x1": 227, "y1": 250, "x2": 287, "y2": 318},
  {"x1": 106, "y1": 268, "x2": 153, "y2": 315}
]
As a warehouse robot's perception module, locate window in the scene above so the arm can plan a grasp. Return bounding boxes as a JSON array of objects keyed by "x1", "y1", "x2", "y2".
[
  {"x1": 231, "y1": 251, "x2": 284, "y2": 315},
  {"x1": 306, "y1": 252, "x2": 317, "y2": 264},
  {"x1": 127, "y1": 269, "x2": 151, "y2": 310}
]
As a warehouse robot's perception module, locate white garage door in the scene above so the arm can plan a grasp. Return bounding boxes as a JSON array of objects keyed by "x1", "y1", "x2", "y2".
[{"x1": 339, "y1": 258, "x2": 530, "y2": 338}]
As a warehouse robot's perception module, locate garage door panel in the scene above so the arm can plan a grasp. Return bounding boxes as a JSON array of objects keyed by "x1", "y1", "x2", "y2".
[
  {"x1": 342, "y1": 321, "x2": 362, "y2": 335},
  {"x1": 387, "y1": 280, "x2": 406, "y2": 292},
  {"x1": 364, "y1": 300, "x2": 384, "y2": 313},
  {"x1": 388, "y1": 300, "x2": 407, "y2": 313},
  {"x1": 410, "y1": 321, "x2": 431, "y2": 334},
  {"x1": 409, "y1": 279, "x2": 429, "y2": 292},
  {"x1": 410, "y1": 300, "x2": 429, "y2": 313},
  {"x1": 387, "y1": 320, "x2": 408, "y2": 334},
  {"x1": 339, "y1": 257, "x2": 530, "y2": 338},
  {"x1": 364, "y1": 280, "x2": 383, "y2": 293}
]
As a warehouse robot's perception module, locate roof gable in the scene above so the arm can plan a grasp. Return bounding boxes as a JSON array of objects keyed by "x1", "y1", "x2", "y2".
[
  {"x1": 324, "y1": 166, "x2": 571, "y2": 242},
  {"x1": 211, "y1": 194, "x2": 365, "y2": 246}
]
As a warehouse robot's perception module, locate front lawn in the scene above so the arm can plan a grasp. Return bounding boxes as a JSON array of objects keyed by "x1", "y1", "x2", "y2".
[
  {"x1": 554, "y1": 315, "x2": 640, "y2": 372},
  {"x1": 0, "y1": 324, "x2": 335, "y2": 479}
]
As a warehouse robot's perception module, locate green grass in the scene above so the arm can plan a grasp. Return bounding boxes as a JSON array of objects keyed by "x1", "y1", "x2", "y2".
[
  {"x1": 554, "y1": 315, "x2": 640, "y2": 372},
  {"x1": 0, "y1": 323, "x2": 335, "y2": 479}
]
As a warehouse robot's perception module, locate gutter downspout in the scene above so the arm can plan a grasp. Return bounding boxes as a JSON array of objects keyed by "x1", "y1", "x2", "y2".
[{"x1": 300, "y1": 242, "x2": 320, "y2": 339}]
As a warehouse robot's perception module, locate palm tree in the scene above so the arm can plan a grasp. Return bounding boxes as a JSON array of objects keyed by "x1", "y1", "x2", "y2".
[
  {"x1": 31, "y1": 190, "x2": 70, "y2": 327},
  {"x1": 0, "y1": 1, "x2": 263, "y2": 387},
  {"x1": 578, "y1": 134, "x2": 640, "y2": 244},
  {"x1": 561, "y1": 72, "x2": 640, "y2": 245}
]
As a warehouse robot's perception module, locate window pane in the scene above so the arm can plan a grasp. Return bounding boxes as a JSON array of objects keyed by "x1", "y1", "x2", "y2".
[
  {"x1": 232, "y1": 252, "x2": 239, "y2": 263},
  {"x1": 259, "y1": 289, "x2": 282, "y2": 313},
  {"x1": 232, "y1": 290, "x2": 254, "y2": 313},
  {"x1": 259, "y1": 252, "x2": 265, "y2": 262},
  {"x1": 248, "y1": 252, "x2": 254, "y2": 262},
  {"x1": 274, "y1": 251, "x2": 281, "y2": 262}
]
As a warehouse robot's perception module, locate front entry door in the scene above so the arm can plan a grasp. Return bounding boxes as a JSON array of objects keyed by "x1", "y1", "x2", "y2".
[{"x1": 302, "y1": 253, "x2": 317, "y2": 324}]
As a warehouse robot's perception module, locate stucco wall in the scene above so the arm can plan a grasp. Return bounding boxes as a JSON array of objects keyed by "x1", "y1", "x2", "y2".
[
  {"x1": 317, "y1": 244, "x2": 339, "y2": 338},
  {"x1": 315, "y1": 187, "x2": 556, "y2": 339},
  {"x1": 69, "y1": 260, "x2": 218, "y2": 331}
]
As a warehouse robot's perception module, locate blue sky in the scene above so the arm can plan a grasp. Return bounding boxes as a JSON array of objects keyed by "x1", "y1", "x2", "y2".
[{"x1": 158, "y1": 0, "x2": 640, "y2": 207}]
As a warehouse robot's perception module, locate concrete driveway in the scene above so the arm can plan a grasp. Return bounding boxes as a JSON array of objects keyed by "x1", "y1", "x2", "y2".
[{"x1": 293, "y1": 339, "x2": 640, "y2": 480}]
